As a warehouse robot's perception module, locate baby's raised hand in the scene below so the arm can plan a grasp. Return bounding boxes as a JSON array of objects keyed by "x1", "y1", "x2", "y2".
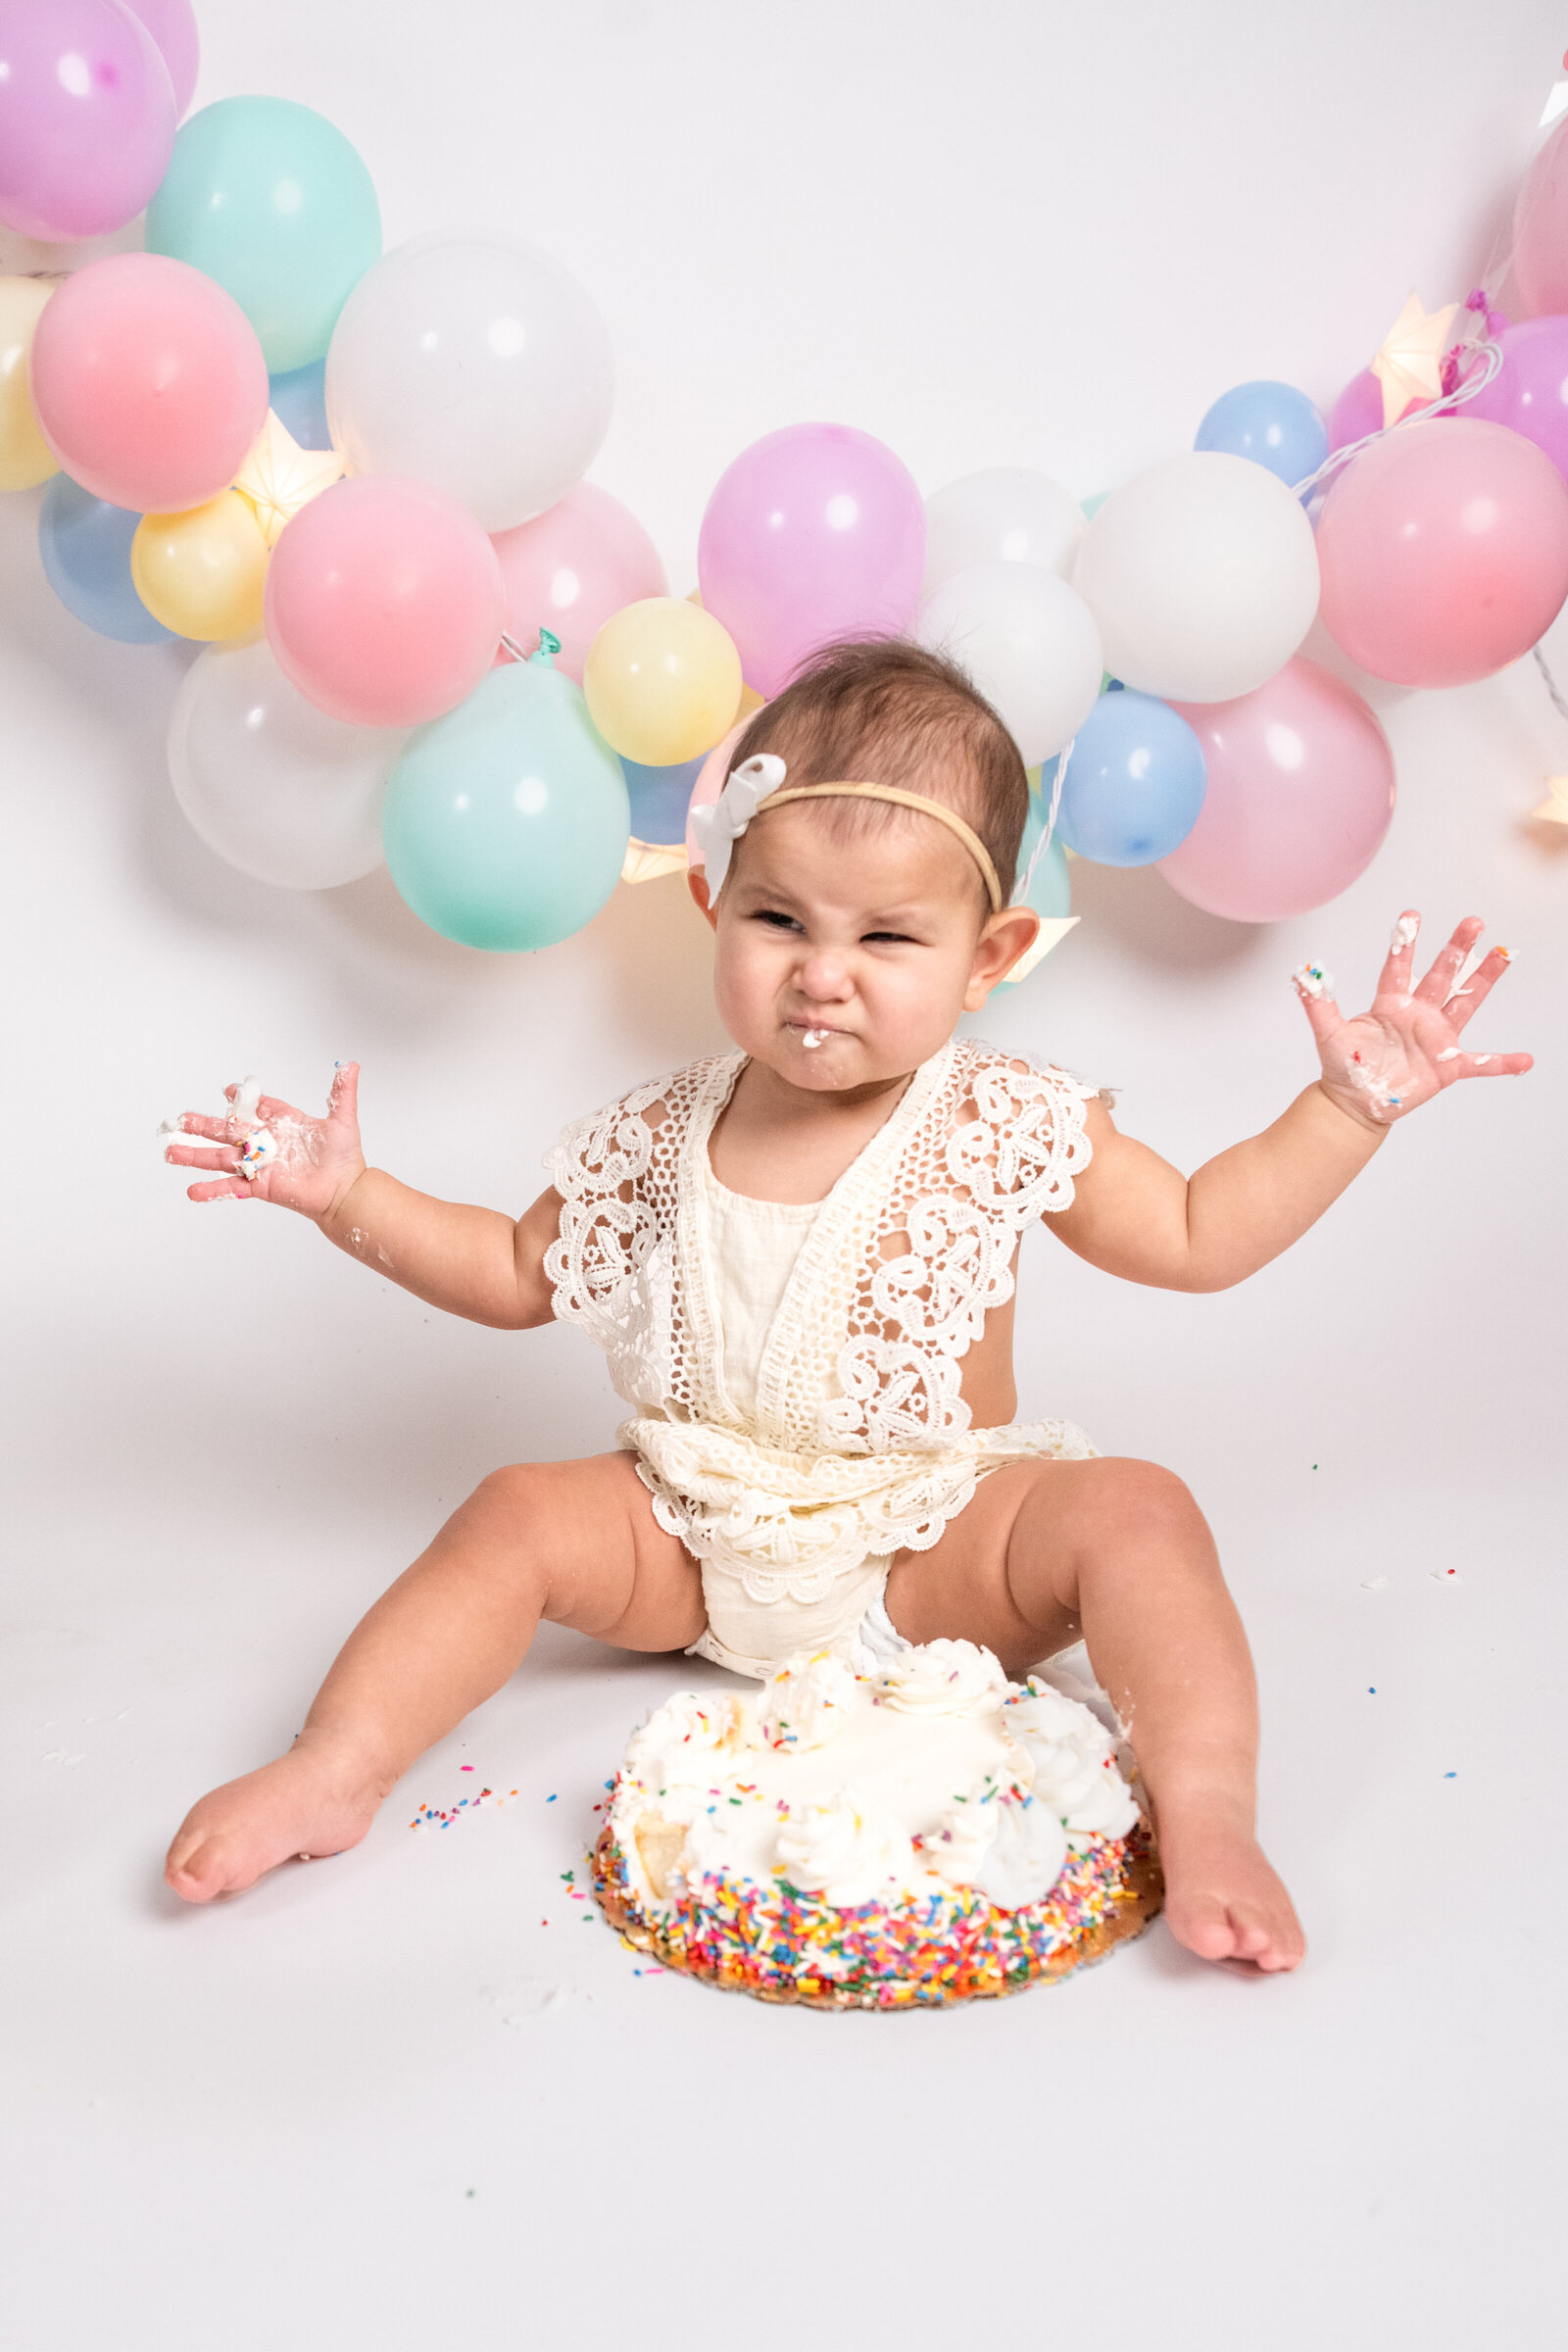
[
  {"x1": 1295, "y1": 913, "x2": 1532, "y2": 1129},
  {"x1": 162, "y1": 1061, "x2": 368, "y2": 1219}
]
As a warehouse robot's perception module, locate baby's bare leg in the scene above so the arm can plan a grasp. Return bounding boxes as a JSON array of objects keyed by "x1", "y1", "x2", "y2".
[
  {"x1": 165, "y1": 1452, "x2": 705, "y2": 1903},
  {"x1": 883, "y1": 1456, "x2": 1304, "y2": 1974}
]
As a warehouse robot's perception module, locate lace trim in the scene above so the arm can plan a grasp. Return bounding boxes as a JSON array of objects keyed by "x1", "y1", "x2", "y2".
[{"x1": 626, "y1": 1414, "x2": 1097, "y2": 1603}]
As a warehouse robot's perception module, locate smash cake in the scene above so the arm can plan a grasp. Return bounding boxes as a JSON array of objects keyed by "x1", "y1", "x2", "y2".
[{"x1": 592, "y1": 1639, "x2": 1163, "y2": 2009}]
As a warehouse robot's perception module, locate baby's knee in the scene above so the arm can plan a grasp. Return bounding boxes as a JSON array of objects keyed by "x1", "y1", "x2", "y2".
[{"x1": 1080, "y1": 1456, "x2": 1207, "y2": 1544}]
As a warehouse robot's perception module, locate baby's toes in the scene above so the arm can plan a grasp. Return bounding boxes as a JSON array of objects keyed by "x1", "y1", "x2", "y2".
[{"x1": 1166, "y1": 1888, "x2": 1242, "y2": 1963}]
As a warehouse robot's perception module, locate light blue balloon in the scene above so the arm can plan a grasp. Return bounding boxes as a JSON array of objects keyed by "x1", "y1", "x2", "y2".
[
  {"x1": 1055, "y1": 691, "x2": 1206, "y2": 867},
  {"x1": 383, "y1": 651, "x2": 630, "y2": 952},
  {"x1": 268, "y1": 359, "x2": 332, "y2": 452},
  {"x1": 38, "y1": 476, "x2": 175, "y2": 645},
  {"x1": 146, "y1": 97, "x2": 382, "y2": 373},
  {"x1": 1080, "y1": 490, "x2": 1110, "y2": 520},
  {"x1": 1194, "y1": 379, "x2": 1328, "y2": 492},
  {"x1": 621, "y1": 753, "x2": 704, "y2": 848}
]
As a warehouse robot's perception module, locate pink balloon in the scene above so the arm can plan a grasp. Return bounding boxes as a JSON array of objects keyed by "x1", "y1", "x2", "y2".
[
  {"x1": 491, "y1": 482, "x2": 667, "y2": 682},
  {"x1": 29, "y1": 252, "x2": 268, "y2": 512},
  {"x1": 1158, "y1": 659, "x2": 1395, "y2": 924},
  {"x1": 0, "y1": 0, "x2": 175, "y2": 243},
  {"x1": 266, "y1": 475, "x2": 505, "y2": 729},
  {"x1": 697, "y1": 422, "x2": 925, "y2": 698},
  {"x1": 1315, "y1": 416, "x2": 1568, "y2": 687},
  {"x1": 1460, "y1": 316, "x2": 1568, "y2": 481},
  {"x1": 122, "y1": 0, "x2": 199, "y2": 120},
  {"x1": 684, "y1": 713, "x2": 762, "y2": 872},
  {"x1": 1510, "y1": 117, "x2": 1568, "y2": 318}
]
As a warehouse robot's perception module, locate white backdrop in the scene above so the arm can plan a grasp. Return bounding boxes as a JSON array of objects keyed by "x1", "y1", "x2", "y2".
[{"x1": 3, "y1": 5, "x2": 1564, "y2": 2347}]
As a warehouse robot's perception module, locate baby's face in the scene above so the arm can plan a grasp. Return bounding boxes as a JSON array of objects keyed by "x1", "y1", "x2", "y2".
[{"x1": 696, "y1": 801, "x2": 1039, "y2": 1092}]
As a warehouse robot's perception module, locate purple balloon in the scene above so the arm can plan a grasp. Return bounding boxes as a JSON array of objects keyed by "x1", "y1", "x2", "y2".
[
  {"x1": 0, "y1": 0, "x2": 176, "y2": 242},
  {"x1": 698, "y1": 422, "x2": 925, "y2": 697},
  {"x1": 122, "y1": 0, "x2": 199, "y2": 120},
  {"x1": 1461, "y1": 316, "x2": 1568, "y2": 481}
]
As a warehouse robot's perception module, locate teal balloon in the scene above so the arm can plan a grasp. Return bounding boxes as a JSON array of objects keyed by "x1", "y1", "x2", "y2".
[
  {"x1": 383, "y1": 653, "x2": 630, "y2": 952},
  {"x1": 146, "y1": 97, "x2": 381, "y2": 373}
]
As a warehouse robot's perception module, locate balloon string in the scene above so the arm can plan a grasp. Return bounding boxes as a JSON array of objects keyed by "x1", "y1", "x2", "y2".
[
  {"x1": 1289, "y1": 333, "x2": 1505, "y2": 503},
  {"x1": 1015, "y1": 736, "x2": 1073, "y2": 906},
  {"x1": 1533, "y1": 642, "x2": 1568, "y2": 727}
]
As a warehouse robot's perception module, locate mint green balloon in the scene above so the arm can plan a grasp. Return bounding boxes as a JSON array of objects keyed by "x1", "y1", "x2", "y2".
[
  {"x1": 146, "y1": 97, "x2": 381, "y2": 373},
  {"x1": 383, "y1": 650, "x2": 630, "y2": 953}
]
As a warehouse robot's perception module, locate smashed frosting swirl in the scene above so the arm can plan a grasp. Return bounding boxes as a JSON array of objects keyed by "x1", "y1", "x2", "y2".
[
  {"x1": 1003, "y1": 1682, "x2": 1140, "y2": 1839},
  {"x1": 873, "y1": 1637, "x2": 1009, "y2": 1717},
  {"x1": 775, "y1": 1788, "x2": 917, "y2": 1907},
  {"x1": 760, "y1": 1649, "x2": 865, "y2": 1750}
]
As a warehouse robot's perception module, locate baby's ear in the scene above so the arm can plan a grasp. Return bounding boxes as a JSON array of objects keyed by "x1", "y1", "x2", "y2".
[
  {"x1": 687, "y1": 868, "x2": 718, "y2": 930},
  {"x1": 967, "y1": 906, "x2": 1040, "y2": 1004}
]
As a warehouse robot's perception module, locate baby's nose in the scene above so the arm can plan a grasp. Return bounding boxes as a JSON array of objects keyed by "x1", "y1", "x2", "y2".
[{"x1": 796, "y1": 948, "x2": 855, "y2": 1003}]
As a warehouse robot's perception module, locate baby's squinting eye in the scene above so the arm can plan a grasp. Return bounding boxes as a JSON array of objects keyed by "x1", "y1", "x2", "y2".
[
  {"x1": 752, "y1": 909, "x2": 803, "y2": 932},
  {"x1": 862, "y1": 930, "x2": 916, "y2": 946}
]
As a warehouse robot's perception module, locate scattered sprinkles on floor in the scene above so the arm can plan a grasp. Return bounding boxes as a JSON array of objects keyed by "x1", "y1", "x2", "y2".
[{"x1": 409, "y1": 1784, "x2": 519, "y2": 1830}]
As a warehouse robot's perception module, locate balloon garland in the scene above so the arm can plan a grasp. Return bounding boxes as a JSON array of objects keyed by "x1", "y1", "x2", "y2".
[{"x1": 4, "y1": 3, "x2": 1568, "y2": 957}]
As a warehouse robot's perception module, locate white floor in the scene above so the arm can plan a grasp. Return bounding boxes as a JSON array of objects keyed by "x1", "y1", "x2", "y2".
[{"x1": 5, "y1": 4, "x2": 1567, "y2": 2345}]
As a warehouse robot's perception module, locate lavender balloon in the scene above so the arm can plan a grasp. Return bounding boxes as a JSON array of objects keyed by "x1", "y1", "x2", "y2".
[
  {"x1": 698, "y1": 422, "x2": 925, "y2": 698},
  {"x1": 122, "y1": 0, "x2": 200, "y2": 119},
  {"x1": 1461, "y1": 317, "x2": 1568, "y2": 483},
  {"x1": 0, "y1": 0, "x2": 176, "y2": 243}
]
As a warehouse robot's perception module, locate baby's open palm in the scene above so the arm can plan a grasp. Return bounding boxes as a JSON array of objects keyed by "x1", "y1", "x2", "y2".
[
  {"x1": 164, "y1": 1062, "x2": 367, "y2": 1218},
  {"x1": 1298, "y1": 913, "x2": 1531, "y2": 1125}
]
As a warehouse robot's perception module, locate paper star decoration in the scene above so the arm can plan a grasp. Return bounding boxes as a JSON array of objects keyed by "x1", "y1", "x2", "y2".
[
  {"x1": 1004, "y1": 915, "x2": 1078, "y2": 985},
  {"x1": 233, "y1": 411, "x2": 346, "y2": 547},
  {"x1": 1370, "y1": 291, "x2": 1460, "y2": 428},
  {"x1": 1530, "y1": 775, "x2": 1568, "y2": 825},
  {"x1": 622, "y1": 838, "x2": 690, "y2": 884}
]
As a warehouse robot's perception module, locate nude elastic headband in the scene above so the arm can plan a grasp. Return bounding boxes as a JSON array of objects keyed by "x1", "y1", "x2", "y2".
[{"x1": 689, "y1": 755, "x2": 1004, "y2": 912}]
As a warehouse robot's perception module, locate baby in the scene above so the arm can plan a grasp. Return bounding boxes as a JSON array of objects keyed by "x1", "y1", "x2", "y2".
[{"x1": 161, "y1": 638, "x2": 1531, "y2": 1972}]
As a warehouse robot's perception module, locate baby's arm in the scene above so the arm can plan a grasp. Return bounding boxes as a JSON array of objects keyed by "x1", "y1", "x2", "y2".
[
  {"x1": 1050, "y1": 912, "x2": 1532, "y2": 1295},
  {"x1": 163, "y1": 1061, "x2": 559, "y2": 1330}
]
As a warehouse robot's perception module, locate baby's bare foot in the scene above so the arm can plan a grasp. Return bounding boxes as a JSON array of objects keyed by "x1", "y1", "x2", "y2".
[
  {"x1": 164, "y1": 1730, "x2": 383, "y2": 1903},
  {"x1": 1155, "y1": 1804, "x2": 1305, "y2": 1974}
]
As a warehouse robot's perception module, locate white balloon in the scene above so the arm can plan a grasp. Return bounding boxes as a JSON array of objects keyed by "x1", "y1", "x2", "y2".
[
  {"x1": 169, "y1": 637, "x2": 407, "y2": 889},
  {"x1": 324, "y1": 229, "x2": 614, "y2": 533},
  {"x1": 1072, "y1": 452, "x2": 1319, "y2": 703},
  {"x1": 914, "y1": 561, "x2": 1102, "y2": 764},
  {"x1": 923, "y1": 467, "x2": 1086, "y2": 593}
]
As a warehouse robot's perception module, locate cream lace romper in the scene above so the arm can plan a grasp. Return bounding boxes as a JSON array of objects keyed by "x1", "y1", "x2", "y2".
[{"x1": 543, "y1": 1038, "x2": 1099, "y2": 1678}]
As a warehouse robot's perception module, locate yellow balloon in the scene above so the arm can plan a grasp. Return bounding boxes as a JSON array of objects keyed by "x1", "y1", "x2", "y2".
[
  {"x1": 583, "y1": 596, "x2": 743, "y2": 766},
  {"x1": 0, "y1": 276, "x2": 60, "y2": 493},
  {"x1": 131, "y1": 491, "x2": 270, "y2": 642}
]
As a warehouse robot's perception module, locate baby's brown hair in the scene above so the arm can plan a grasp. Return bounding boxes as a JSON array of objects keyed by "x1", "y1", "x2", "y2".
[{"x1": 727, "y1": 639, "x2": 1031, "y2": 906}]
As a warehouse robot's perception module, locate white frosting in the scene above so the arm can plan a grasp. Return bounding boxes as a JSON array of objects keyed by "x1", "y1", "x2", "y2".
[
  {"x1": 802, "y1": 1029, "x2": 829, "y2": 1050},
  {"x1": 775, "y1": 1788, "x2": 917, "y2": 1906},
  {"x1": 1390, "y1": 914, "x2": 1419, "y2": 952},
  {"x1": 1435, "y1": 1047, "x2": 1459, "y2": 1063},
  {"x1": 974, "y1": 1790, "x2": 1071, "y2": 1910},
  {"x1": 238, "y1": 1127, "x2": 277, "y2": 1176},
  {"x1": 1003, "y1": 1682, "x2": 1141, "y2": 1839},
  {"x1": 760, "y1": 1650, "x2": 865, "y2": 1749},
  {"x1": 610, "y1": 1639, "x2": 1140, "y2": 1919},
  {"x1": 232, "y1": 1075, "x2": 264, "y2": 1125},
  {"x1": 874, "y1": 1638, "x2": 1008, "y2": 1717},
  {"x1": 1292, "y1": 962, "x2": 1332, "y2": 1001}
]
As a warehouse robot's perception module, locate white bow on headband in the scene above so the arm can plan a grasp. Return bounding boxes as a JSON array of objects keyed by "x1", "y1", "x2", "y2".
[{"x1": 687, "y1": 754, "x2": 787, "y2": 898}]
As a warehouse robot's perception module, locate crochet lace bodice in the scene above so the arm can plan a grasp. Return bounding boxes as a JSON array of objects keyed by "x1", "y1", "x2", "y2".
[{"x1": 544, "y1": 1038, "x2": 1095, "y2": 1455}]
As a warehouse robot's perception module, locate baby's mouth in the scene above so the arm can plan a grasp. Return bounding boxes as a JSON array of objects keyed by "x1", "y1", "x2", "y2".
[{"x1": 787, "y1": 1018, "x2": 844, "y2": 1051}]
